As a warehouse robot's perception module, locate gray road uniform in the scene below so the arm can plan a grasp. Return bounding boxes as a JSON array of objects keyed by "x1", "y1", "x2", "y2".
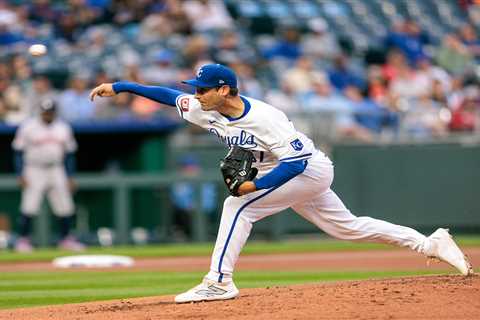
[{"x1": 12, "y1": 117, "x2": 77, "y2": 217}]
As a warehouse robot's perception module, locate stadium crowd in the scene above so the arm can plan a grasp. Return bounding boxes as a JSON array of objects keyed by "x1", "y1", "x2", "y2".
[{"x1": 0, "y1": 0, "x2": 479, "y2": 141}]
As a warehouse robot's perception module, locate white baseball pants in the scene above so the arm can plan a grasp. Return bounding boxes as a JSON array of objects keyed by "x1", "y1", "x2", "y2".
[
  {"x1": 21, "y1": 165, "x2": 74, "y2": 217},
  {"x1": 206, "y1": 153, "x2": 428, "y2": 283}
]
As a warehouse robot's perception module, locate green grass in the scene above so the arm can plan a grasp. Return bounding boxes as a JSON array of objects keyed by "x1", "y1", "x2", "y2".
[
  {"x1": 0, "y1": 269, "x2": 461, "y2": 309},
  {"x1": 1, "y1": 235, "x2": 479, "y2": 263}
]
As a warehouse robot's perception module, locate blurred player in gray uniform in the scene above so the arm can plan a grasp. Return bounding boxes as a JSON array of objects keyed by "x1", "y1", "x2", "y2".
[{"x1": 12, "y1": 99, "x2": 84, "y2": 252}]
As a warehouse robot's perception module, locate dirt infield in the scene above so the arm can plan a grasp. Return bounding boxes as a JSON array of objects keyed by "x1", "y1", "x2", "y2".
[{"x1": 1, "y1": 248, "x2": 479, "y2": 319}]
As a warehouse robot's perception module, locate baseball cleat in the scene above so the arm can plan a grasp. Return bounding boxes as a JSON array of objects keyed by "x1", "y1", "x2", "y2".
[
  {"x1": 174, "y1": 278, "x2": 239, "y2": 303},
  {"x1": 58, "y1": 236, "x2": 86, "y2": 252},
  {"x1": 14, "y1": 237, "x2": 33, "y2": 253},
  {"x1": 425, "y1": 228, "x2": 474, "y2": 276}
]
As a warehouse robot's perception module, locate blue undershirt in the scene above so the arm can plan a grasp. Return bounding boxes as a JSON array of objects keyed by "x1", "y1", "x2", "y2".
[
  {"x1": 13, "y1": 151, "x2": 23, "y2": 176},
  {"x1": 253, "y1": 159, "x2": 307, "y2": 190},
  {"x1": 112, "y1": 81, "x2": 308, "y2": 190},
  {"x1": 113, "y1": 82, "x2": 181, "y2": 107}
]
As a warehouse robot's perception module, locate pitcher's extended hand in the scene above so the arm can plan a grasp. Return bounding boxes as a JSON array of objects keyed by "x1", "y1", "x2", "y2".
[{"x1": 89, "y1": 83, "x2": 116, "y2": 101}]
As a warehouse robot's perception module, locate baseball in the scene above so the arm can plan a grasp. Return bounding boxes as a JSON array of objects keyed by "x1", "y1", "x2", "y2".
[{"x1": 28, "y1": 44, "x2": 47, "y2": 56}]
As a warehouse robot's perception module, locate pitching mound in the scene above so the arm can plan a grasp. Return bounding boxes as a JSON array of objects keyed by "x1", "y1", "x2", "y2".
[{"x1": 2, "y1": 274, "x2": 479, "y2": 320}]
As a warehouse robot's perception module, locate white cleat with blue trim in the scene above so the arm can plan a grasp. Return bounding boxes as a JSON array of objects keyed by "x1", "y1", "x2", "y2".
[
  {"x1": 174, "y1": 278, "x2": 239, "y2": 303},
  {"x1": 424, "y1": 228, "x2": 474, "y2": 276}
]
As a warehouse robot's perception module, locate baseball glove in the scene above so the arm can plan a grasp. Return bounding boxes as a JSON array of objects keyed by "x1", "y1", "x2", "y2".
[{"x1": 220, "y1": 146, "x2": 258, "y2": 197}]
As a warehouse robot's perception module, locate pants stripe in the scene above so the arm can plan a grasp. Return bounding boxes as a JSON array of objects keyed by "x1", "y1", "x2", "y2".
[{"x1": 217, "y1": 186, "x2": 281, "y2": 282}]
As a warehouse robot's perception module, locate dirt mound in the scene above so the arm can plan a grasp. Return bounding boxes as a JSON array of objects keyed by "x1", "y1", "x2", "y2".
[{"x1": 2, "y1": 275, "x2": 479, "y2": 320}]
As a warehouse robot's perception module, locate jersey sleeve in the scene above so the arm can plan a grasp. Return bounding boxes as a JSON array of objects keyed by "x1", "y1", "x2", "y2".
[
  {"x1": 174, "y1": 94, "x2": 204, "y2": 126},
  {"x1": 64, "y1": 124, "x2": 77, "y2": 153},
  {"x1": 11, "y1": 123, "x2": 28, "y2": 151},
  {"x1": 263, "y1": 114, "x2": 313, "y2": 162}
]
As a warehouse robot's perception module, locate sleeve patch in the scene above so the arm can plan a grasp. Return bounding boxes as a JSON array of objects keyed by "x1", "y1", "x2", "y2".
[
  {"x1": 179, "y1": 97, "x2": 189, "y2": 112},
  {"x1": 290, "y1": 138, "x2": 304, "y2": 151}
]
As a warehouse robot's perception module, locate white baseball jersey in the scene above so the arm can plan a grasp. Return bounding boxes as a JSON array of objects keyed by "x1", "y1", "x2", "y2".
[
  {"x1": 175, "y1": 94, "x2": 331, "y2": 175},
  {"x1": 171, "y1": 93, "x2": 429, "y2": 285},
  {"x1": 12, "y1": 118, "x2": 77, "y2": 166}
]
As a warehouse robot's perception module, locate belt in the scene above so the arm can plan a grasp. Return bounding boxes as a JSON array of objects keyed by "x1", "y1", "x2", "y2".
[{"x1": 26, "y1": 162, "x2": 62, "y2": 168}]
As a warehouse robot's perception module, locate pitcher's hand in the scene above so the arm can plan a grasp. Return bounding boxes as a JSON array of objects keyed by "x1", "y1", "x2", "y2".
[
  {"x1": 68, "y1": 178, "x2": 77, "y2": 192},
  {"x1": 89, "y1": 83, "x2": 116, "y2": 101},
  {"x1": 17, "y1": 176, "x2": 27, "y2": 189}
]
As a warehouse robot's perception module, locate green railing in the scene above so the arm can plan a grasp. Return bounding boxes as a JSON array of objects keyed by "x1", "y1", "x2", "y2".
[{"x1": 0, "y1": 171, "x2": 224, "y2": 246}]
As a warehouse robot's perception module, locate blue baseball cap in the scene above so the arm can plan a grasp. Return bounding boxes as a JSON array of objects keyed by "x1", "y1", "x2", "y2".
[{"x1": 182, "y1": 64, "x2": 237, "y2": 88}]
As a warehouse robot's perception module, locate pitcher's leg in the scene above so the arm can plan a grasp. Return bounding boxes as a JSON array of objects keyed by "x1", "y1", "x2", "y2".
[
  {"x1": 206, "y1": 196, "x2": 254, "y2": 282},
  {"x1": 206, "y1": 192, "x2": 291, "y2": 282},
  {"x1": 292, "y1": 189, "x2": 427, "y2": 253}
]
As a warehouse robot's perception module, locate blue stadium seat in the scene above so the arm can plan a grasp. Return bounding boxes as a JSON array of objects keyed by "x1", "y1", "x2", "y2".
[
  {"x1": 290, "y1": 0, "x2": 320, "y2": 19},
  {"x1": 236, "y1": 0, "x2": 264, "y2": 18},
  {"x1": 262, "y1": 0, "x2": 293, "y2": 19}
]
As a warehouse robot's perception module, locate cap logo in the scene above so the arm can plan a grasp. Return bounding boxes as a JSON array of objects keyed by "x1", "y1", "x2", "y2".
[
  {"x1": 219, "y1": 79, "x2": 225, "y2": 84},
  {"x1": 197, "y1": 67, "x2": 203, "y2": 78}
]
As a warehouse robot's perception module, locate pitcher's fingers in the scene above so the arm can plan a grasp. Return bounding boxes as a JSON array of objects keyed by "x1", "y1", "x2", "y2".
[{"x1": 89, "y1": 89, "x2": 99, "y2": 101}]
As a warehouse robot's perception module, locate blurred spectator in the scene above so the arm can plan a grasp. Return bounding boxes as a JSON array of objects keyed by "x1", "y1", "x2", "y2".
[
  {"x1": 299, "y1": 74, "x2": 373, "y2": 142},
  {"x1": 140, "y1": 0, "x2": 191, "y2": 40},
  {"x1": 328, "y1": 54, "x2": 365, "y2": 91},
  {"x1": 366, "y1": 65, "x2": 389, "y2": 106},
  {"x1": 381, "y1": 49, "x2": 408, "y2": 84},
  {"x1": 458, "y1": 23, "x2": 480, "y2": 59},
  {"x1": 449, "y1": 86, "x2": 480, "y2": 132},
  {"x1": 21, "y1": 74, "x2": 57, "y2": 121},
  {"x1": 344, "y1": 85, "x2": 399, "y2": 134},
  {"x1": 282, "y1": 56, "x2": 326, "y2": 94},
  {"x1": 0, "y1": 23, "x2": 24, "y2": 46},
  {"x1": 402, "y1": 96, "x2": 449, "y2": 137},
  {"x1": 27, "y1": 0, "x2": 57, "y2": 24},
  {"x1": 142, "y1": 49, "x2": 180, "y2": 86},
  {"x1": 301, "y1": 18, "x2": 340, "y2": 61},
  {"x1": 95, "y1": 92, "x2": 136, "y2": 121},
  {"x1": 10, "y1": 55, "x2": 32, "y2": 85},
  {"x1": 109, "y1": 0, "x2": 151, "y2": 26},
  {"x1": 139, "y1": 7, "x2": 175, "y2": 41},
  {"x1": 389, "y1": 63, "x2": 429, "y2": 101},
  {"x1": 229, "y1": 61, "x2": 264, "y2": 99},
  {"x1": 213, "y1": 29, "x2": 256, "y2": 65},
  {"x1": 416, "y1": 57, "x2": 452, "y2": 95},
  {"x1": 122, "y1": 62, "x2": 169, "y2": 118},
  {"x1": 181, "y1": 34, "x2": 211, "y2": 68},
  {"x1": 264, "y1": 79, "x2": 301, "y2": 115},
  {"x1": 79, "y1": 26, "x2": 108, "y2": 58},
  {"x1": 262, "y1": 26, "x2": 302, "y2": 62},
  {"x1": 0, "y1": 98, "x2": 7, "y2": 122},
  {"x1": 435, "y1": 34, "x2": 474, "y2": 76},
  {"x1": 384, "y1": 18, "x2": 429, "y2": 65},
  {"x1": 0, "y1": 1, "x2": 25, "y2": 47},
  {"x1": 58, "y1": 74, "x2": 95, "y2": 122},
  {"x1": 182, "y1": 0, "x2": 233, "y2": 32},
  {"x1": 0, "y1": 1, "x2": 19, "y2": 27}
]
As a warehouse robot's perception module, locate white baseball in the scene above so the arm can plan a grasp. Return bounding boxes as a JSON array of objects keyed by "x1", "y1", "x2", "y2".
[{"x1": 28, "y1": 44, "x2": 47, "y2": 56}]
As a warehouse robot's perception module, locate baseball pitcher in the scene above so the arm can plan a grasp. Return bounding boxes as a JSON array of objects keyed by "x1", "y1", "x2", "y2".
[
  {"x1": 90, "y1": 63, "x2": 473, "y2": 303},
  {"x1": 12, "y1": 99, "x2": 84, "y2": 252}
]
